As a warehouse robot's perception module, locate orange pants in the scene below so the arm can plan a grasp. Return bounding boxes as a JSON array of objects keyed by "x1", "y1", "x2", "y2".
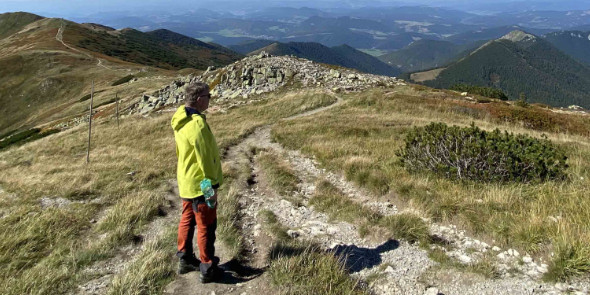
[{"x1": 177, "y1": 198, "x2": 217, "y2": 272}]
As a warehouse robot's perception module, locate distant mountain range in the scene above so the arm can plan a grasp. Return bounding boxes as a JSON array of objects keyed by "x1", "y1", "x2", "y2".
[
  {"x1": 4, "y1": 9, "x2": 590, "y2": 134},
  {"x1": 413, "y1": 30, "x2": 590, "y2": 108},
  {"x1": 249, "y1": 42, "x2": 401, "y2": 77},
  {"x1": 229, "y1": 40, "x2": 276, "y2": 55},
  {"x1": 68, "y1": 5, "x2": 590, "y2": 52}
]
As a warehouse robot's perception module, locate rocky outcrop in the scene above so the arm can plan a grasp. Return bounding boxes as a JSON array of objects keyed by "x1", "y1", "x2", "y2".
[{"x1": 133, "y1": 52, "x2": 405, "y2": 114}]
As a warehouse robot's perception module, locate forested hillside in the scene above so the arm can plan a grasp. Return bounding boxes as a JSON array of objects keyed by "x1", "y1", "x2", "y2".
[
  {"x1": 71, "y1": 26, "x2": 243, "y2": 70},
  {"x1": 378, "y1": 39, "x2": 484, "y2": 72},
  {"x1": 543, "y1": 31, "x2": 590, "y2": 66},
  {"x1": 420, "y1": 31, "x2": 590, "y2": 108}
]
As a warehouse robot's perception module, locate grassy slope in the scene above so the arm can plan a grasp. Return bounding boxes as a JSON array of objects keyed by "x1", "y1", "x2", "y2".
[
  {"x1": 272, "y1": 85, "x2": 590, "y2": 281},
  {"x1": 0, "y1": 12, "x2": 43, "y2": 39},
  {"x1": 0, "y1": 89, "x2": 336, "y2": 294},
  {"x1": 0, "y1": 17, "x2": 177, "y2": 135}
]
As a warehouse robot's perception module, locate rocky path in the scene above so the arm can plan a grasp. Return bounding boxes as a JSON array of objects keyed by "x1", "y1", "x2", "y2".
[{"x1": 162, "y1": 92, "x2": 588, "y2": 295}]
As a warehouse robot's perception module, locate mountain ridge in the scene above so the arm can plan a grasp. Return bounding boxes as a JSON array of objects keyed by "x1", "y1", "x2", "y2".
[
  {"x1": 0, "y1": 13, "x2": 243, "y2": 134},
  {"x1": 0, "y1": 12, "x2": 44, "y2": 39},
  {"x1": 416, "y1": 30, "x2": 590, "y2": 108}
]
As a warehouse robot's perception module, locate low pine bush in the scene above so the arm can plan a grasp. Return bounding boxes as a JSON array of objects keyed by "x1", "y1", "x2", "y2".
[
  {"x1": 451, "y1": 84, "x2": 508, "y2": 100},
  {"x1": 0, "y1": 128, "x2": 59, "y2": 150},
  {"x1": 398, "y1": 122, "x2": 568, "y2": 182},
  {"x1": 111, "y1": 75, "x2": 135, "y2": 86}
]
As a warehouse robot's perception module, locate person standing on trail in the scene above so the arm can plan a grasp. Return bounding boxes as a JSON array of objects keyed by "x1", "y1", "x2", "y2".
[{"x1": 171, "y1": 81, "x2": 223, "y2": 283}]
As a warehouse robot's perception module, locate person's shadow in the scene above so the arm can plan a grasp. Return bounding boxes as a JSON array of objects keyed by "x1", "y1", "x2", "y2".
[
  {"x1": 211, "y1": 258, "x2": 265, "y2": 285},
  {"x1": 199, "y1": 239, "x2": 400, "y2": 284},
  {"x1": 329, "y1": 239, "x2": 400, "y2": 273}
]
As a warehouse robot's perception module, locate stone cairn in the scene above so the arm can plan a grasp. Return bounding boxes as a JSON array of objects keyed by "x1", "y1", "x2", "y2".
[{"x1": 133, "y1": 52, "x2": 406, "y2": 114}]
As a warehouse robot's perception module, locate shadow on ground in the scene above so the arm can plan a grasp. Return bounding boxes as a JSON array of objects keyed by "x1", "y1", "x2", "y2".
[
  {"x1": 330, "y1": 239, "x2": 400, "y2": 273},
  {"x1": 214, "y1": 258, "x2": 265, "y2": 284}
]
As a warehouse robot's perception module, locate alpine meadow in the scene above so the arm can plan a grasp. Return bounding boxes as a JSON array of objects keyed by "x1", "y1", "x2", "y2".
[{"x1": 1, "y1": 2, "x2": 590, "y2": 295}]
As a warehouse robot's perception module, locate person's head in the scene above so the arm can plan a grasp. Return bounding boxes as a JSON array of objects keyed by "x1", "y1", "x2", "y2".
[{"x1": 185, "y1": 81, "x2": 211, "y2": 112}]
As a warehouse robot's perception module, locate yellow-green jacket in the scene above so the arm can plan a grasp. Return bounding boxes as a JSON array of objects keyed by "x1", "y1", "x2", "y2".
[{"x1": 171, "y1": 105, "x2": 223, "y2": 199}]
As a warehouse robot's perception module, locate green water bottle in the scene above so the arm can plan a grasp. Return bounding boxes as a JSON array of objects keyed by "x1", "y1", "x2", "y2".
[{"x1": 200, "y1": 178, "x2": 216, "y2": 209}]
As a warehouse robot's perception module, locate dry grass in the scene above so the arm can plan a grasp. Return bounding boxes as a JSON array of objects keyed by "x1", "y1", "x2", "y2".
[
  {"x1": 209, "y1": 90, "x2": 337, "y2": 152},
  {"x1": 260, "y1": 209, "x2": 292, "y2": 242},
  {"x1": 0, "y1": 87, "x2": 338, "y2": 294},
  {"x1": 311, "y1": 180, "x2": 430, "y2": 243},
  {"x1": 0, "y1": 22, "x2": 176, "y2": 135},
  {"x1": 257, "y1": 150, "x2": 304, "y2": 206},
  {"x1": 271, "y1": 86, "x2": 590, "y2": 281},
  {"x1": 268, "y1": 246, "x2": 368, "y2": 295},
  {"x1": 257, "y1": 150, "x2": 299, "y2": 196},
  {"x1": 107, "y1": 226, "x2": 177, "y2": 295},
  {"x1": 0, "y1": 111, "x2": 177, "y2": 294},
  {"x1": 262, "y1": 212, "x2": 368, "y2": 295}
]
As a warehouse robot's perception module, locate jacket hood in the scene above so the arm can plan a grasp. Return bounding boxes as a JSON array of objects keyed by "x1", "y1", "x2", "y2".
[{"x1": 171, "y1": 105, "x2": 191, "y2": 132}]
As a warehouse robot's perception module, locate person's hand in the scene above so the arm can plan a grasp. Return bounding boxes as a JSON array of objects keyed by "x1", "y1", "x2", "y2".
[{"x1": 210, "y1": 188, "x2": 218, "y2": 203}]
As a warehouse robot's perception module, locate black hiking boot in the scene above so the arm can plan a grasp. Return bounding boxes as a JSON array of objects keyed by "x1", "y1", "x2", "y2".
[
  {"x1": 199, "y1": 265, "x2": 222, "y2": 283},
  {"x1": 178, "y1": 254, "x2": 200, "y2": 274}
]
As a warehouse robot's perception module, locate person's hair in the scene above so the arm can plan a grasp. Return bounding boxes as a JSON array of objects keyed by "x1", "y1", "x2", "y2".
[{"x1": 185, "y1": 81, "x2": 209, "y2": 104}]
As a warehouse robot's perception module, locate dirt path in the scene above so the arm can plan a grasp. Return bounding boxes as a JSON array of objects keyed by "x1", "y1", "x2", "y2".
[{"x1": 56, "y1": 22, "x2": 112, "y2": 71}]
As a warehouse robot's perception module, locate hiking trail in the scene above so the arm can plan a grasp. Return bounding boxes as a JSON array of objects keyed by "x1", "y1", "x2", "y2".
[{"x1": 162, "y1": 91, "x2": 586, "y2": 294}]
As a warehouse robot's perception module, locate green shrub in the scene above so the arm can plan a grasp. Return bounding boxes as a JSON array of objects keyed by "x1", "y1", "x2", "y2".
[
  {"x1": 79, "y1": 90, "x2": 105, "y2": 102},
  {"x1": 451, "y1": 84, "x2": 508, "y2": 100},
  {"x1": 0, "y1": 128, "x2": 60, "y2": 150},
  {"x1": 111, "y1": 75, "x2": 135, "y2": 86},
  {"x1": 515, "y1": 92, "x2": 529, "y2": 108},
  {"x1": 398, "y1": 122, "x2": 568, "y2": 182}
]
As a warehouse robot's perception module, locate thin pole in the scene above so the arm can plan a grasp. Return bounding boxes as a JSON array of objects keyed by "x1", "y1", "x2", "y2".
[
  {"x1": 116, "y1": 92, "x2": 120, "y2": 129},
  {"x1": 86, "y1": 80, "x2": 94, "y2": 164}
]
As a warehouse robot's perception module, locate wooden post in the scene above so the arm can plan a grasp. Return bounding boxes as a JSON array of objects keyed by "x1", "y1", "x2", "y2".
[
  {"x1": 86, "y1": 80, "x2": 94, "y2": 164},
  {"x1": 116, "y1": 92, "x2": 120, "y2": 129}
]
